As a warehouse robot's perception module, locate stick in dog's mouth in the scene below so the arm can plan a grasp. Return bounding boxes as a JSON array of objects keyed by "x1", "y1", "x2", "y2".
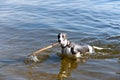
[{"x1": 27, "y1": 42, "x2": 59, "y2": 62}]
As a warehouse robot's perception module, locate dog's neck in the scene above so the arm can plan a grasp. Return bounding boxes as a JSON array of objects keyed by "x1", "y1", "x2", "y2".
[{"x1": 60, "y1": 39, "x2": 70, "y2": 48}]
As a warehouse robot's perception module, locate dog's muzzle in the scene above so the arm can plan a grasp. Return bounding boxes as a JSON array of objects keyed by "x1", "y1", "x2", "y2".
[{"x1": 58, "y1": 40, "x2": 61, "y2": 43}]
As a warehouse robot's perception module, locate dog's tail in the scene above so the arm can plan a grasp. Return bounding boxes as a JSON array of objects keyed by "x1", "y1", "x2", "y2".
[{"x1": 93, "y1": 46, "x2": 111, "y2": 50}]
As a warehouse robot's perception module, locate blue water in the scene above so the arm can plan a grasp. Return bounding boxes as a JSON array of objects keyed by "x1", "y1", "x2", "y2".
[{"x1": 0, "y1": 0, "x2": 120, "y2": 80}]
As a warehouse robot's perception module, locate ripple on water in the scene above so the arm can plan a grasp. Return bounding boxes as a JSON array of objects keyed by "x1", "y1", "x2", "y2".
[{"x1": 0, "y1": 0, "x2": 120, "y2": 80}]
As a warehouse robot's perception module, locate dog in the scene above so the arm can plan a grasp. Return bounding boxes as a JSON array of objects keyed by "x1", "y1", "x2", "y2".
[{"x1": 58, "y1": 33, "x2": 108, "y2": 58}]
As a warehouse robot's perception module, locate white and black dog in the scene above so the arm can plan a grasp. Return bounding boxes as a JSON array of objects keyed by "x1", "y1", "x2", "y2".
[{"x1": 58, "y1": 33, "x2": 108, "y2": 58}]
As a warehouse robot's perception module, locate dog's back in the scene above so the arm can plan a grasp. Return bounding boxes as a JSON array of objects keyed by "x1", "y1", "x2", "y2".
[{"x1": 58, "y1": 33, "x2": 95, "y2": 58}]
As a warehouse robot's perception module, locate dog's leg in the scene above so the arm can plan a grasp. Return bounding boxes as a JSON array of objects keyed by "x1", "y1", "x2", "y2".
[
  {"x1": 75, "y1": 52, "x2": 81, "y2": 58},
  {"x1": 88, "y1": 45, "x2": 95, "y2": 54}
]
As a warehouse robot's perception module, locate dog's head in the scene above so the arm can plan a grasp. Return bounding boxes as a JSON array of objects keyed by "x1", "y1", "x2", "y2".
[
  {"x1": 58, "y1": 33, "x2": 68, "y2": 47},
  {"x1": 58, "y1": 33, "x2": 67, "y2": 43}
]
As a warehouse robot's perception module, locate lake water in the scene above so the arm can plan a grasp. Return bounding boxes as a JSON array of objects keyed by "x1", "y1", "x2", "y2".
[{"x1": 0, "y1": 0, "x2": 120, "y2": 80}]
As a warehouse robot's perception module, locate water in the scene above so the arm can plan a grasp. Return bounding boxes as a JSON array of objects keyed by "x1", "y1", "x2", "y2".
[{"x1": 0, "y1": 0, "x2": 120, "y2": 80}]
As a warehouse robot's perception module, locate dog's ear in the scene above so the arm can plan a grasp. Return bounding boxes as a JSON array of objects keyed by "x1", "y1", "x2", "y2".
[{"x1": 58, "y1": 33, "x2": 61, "y2": 39}]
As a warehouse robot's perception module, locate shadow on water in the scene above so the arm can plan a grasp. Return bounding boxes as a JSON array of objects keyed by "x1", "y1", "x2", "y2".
[
  {"x1": 23, "y1": 52, "x2": 88, "y2": 80},
  {"x1": 57, "y1": 56, "x2": 88, "y2": 80},
  {"x1": 57, "y1": 52, "x2": 120, "y2": 80},
  {"x1": 23, "y1": 48, "x2": 120, "y2": 80}
]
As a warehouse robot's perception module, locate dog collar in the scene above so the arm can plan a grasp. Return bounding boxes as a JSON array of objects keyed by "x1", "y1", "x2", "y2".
[{"x1": 61, "y1": 41, "x2": 71, "y2": 48}]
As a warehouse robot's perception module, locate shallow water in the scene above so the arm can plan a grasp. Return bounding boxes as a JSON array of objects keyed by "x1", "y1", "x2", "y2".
[{"x1": 0, "y1": 0, "x2": 120, "y2": 80}]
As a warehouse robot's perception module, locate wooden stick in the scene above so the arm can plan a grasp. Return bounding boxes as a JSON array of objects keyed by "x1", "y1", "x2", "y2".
[{"x1": 28, "y1": 42, "x2": 59, "y2": 57}]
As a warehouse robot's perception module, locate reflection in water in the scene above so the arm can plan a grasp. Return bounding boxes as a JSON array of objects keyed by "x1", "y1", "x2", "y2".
[{"x1": 58, "y1": 55, "x2": 87, "y2": 80}]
